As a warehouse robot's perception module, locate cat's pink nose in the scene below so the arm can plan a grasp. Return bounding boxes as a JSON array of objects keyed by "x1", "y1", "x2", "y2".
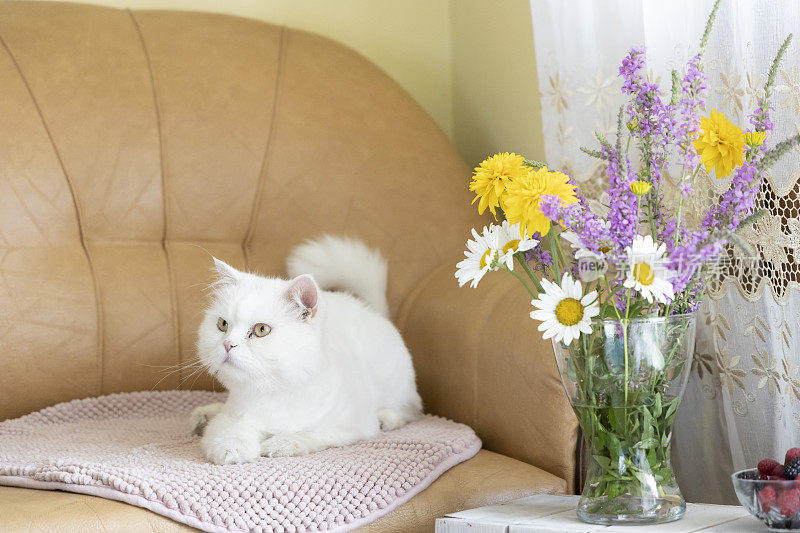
[{"x1": 223, "y1": 340, "x2": 237, "y2": 353}]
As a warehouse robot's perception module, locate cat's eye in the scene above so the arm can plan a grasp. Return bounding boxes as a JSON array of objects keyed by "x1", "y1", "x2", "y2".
[
  {"x1": 252, "y1": 323, "x2": 271, "y2": 337},
  {"x1": 217, "y1": 318, "x2": 228, "y2": 332}
]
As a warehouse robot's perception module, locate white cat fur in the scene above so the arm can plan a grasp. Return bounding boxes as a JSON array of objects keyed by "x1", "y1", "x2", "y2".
[{"x1": 191, "y1": 236, "x2": 422, "y2": 464}]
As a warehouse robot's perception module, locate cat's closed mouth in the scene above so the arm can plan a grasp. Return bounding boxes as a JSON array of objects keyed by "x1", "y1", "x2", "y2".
[{"x1": 221, "y1": 354, "x2": 242, "y2": 369}]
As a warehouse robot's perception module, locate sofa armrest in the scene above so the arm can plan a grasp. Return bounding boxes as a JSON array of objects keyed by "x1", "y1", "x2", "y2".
[{"x1": 397, "y1": 260, "x2": 579, "y2": 492}]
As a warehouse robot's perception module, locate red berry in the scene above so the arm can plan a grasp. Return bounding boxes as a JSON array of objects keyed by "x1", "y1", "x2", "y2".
[
  {"x1": 773, "y1": 464, "x2": 786, "y2": 478},
  {"x1": 787, "y1": 448, "x2": 800, "y2": 464},
  {"x1": 794, "y1": 479, "x2": 800, "y2": 490},
  {"x1": 761, "y1": 474, "x2": 782, "y2": 480},
  {"x1": 759, "y1": 487, "x2": 778, "y2": 510},
  {"x1": 759, "y1": 458, "x2": 780, "y2": 475},
  {"x1": 778, "y1": 488, "x2": 800, "y2": 517}
]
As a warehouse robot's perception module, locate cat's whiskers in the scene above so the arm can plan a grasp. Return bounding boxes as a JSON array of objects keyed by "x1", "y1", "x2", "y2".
[
  {"x1": 178, "y1": 364, "x2": 208, "y2": 389},
  {"x1": 149, "y1": 358, "x2": 207, "y2": 391},
  {"x1": 184, "y1": 366, "x2": 211, "y2": 391},
  {"x1": 138, "y1": 356, "x2": 204, "y2": 372}
]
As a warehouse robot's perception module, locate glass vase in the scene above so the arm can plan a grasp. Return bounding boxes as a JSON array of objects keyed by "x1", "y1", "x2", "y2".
[{"x1": 552, "y1": 313, "x2": 696, "y2": 525}]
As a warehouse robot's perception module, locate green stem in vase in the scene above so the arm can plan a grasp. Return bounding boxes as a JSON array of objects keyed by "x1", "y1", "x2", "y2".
[{"x1": 622, "y1": 320, "x2": 629, "y2": 406}]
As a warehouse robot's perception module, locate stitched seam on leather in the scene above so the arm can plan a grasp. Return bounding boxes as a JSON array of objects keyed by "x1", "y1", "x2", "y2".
[
  {"x1": 0, "y1": 32, "x2": 105, "y2": 396},
  {"x1": 129, "y1": 10, "x2": 182, "y2": 385},
  {"x1": 243, "y1": 26, "x2": 287, "y2": 268}
]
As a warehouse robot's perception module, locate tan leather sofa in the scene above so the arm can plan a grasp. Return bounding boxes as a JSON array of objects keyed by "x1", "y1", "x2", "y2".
[{"x1": 0, "y1": 2, "x2": 578, "y2": 531}]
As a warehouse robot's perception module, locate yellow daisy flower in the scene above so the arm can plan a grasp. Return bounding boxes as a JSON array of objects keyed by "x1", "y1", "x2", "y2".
[
  {"x1": 469, "y1": 152, "x2": 527, "y2": 218},
  {"x1": 744, "y1": 131, "x2": 766, "y2": 147},
  {"x1": 630, "y1": 180, "x2": 652, "y2": 196},
  {"x1": 502, "y1": 167, "x2": 578, "y2": 237},
  {"x1": 693, "y1": 108, "x2": 745, "y2": 178}
]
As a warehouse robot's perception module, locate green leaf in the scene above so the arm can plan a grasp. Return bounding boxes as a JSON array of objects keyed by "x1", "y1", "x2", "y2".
[
  {"x1": 594, "y1": 455, "x2": 611, "y2": 469},
  {"x1": 635, "y1": 437, "x2": 659, "y2": 450},
  {"x1": 665, "y1": 398, "x2": 680, "y2": 420},
  {"x1": 605, "y1": 432, "x2": 619, "y2": 455},
  {"x1": 642, "y1": 407, "x2": 654, "y2": 442},
  {"x1": 647, "y1": 448, "x2": 657, "y2": 466},
  {"x1": 653, "y1": 394, "x2": 663, "y2": 418}
]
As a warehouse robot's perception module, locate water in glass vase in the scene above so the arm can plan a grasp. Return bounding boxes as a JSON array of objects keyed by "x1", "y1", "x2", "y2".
[{"x1": 553, "y1": 313, "x2": 696, "y2": 525}]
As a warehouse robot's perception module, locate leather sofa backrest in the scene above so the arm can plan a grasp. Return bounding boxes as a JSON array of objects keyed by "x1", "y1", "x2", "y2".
[{"x1": 0, "y1": 1, "x2": 477, "y2": 418}]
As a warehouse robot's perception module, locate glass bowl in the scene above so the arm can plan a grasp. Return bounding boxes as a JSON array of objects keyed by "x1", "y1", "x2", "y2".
[{"x1": 732, "y1": 469, "x2": 800, "y2": 530}]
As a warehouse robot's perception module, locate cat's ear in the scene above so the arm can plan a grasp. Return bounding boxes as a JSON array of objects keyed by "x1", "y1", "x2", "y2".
[
  {"x1": 212, "y1": 257, "x2": 242, "y2": 285},
  {"x1": 285, "y1": 274, "x2": 321, "y2": 320}
]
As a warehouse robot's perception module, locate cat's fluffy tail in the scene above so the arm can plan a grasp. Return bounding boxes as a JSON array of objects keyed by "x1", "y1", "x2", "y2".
[{"x1": 286, "y1": 235, "x2": 390, "y2": 317}]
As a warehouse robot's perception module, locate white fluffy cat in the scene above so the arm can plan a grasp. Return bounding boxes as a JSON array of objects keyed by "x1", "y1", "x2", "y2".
[{"x1": 190, "y1": 235, "x2": 423, "y2": 464}]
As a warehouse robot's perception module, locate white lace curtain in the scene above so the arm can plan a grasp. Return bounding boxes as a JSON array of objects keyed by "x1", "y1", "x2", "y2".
[{"x1": 530, "y1": 0, "x2": 800, "y2": 504}]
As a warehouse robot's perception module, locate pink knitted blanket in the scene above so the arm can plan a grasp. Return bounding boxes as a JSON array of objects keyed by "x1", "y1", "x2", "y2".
[{"x1": 0, "y1": 391, "x2": 481, "y2": 532}]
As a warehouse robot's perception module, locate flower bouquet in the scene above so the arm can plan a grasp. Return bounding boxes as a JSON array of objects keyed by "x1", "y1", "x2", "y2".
[{"x1": 455, "y1": 1, "x2": 799, "y2": 525}]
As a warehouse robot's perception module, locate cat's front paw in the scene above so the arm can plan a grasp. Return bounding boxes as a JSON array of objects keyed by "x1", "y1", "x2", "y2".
[
  {"x1": 189, "y1": 402, "x2": 223, "y2": 436},
  {"x1": 261, "y1": 435, "x2": 307, "y2": 458},
  {"x1": 202, "y1": 435, "x2": 261, "y2": 465}
]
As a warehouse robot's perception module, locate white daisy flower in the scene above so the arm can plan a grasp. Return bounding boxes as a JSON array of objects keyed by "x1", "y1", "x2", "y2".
[
  {"x1": 455, "y1": 226, "x2": 499, "y2": 288},
  {"x1": 623, "y1": 234, "x2": 675, "y2": 304},
  {"x1": 530, "y1": 273, "x2": 600, "y2": 346},
  {"x1": 492, "y1": 220, "x2": 538, "y2": 269}
]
